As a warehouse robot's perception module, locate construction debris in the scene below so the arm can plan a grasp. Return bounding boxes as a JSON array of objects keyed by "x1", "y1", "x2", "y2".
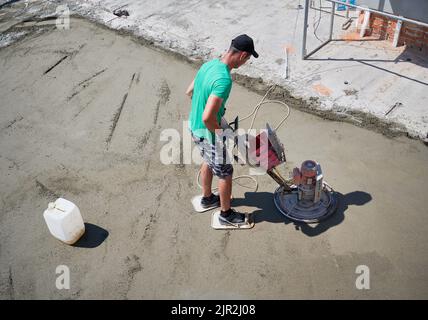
[
  {"x1": 342, "y1": 18, "x2": 353, "y2": 30},
  {"x1": 385, "y1": 102, "x2": 403, "y2": 117},
  {"x1": 113, "y1": 9, "x2": 130, "y2": 17}
]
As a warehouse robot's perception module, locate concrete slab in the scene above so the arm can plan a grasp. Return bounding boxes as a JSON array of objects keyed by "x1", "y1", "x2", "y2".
[
  {"x1": 38, "y1": 0, "x2": 427, "y2": 139},
  {"x1": 1, "y1": 18, "x2": 427, "y2": 299}
]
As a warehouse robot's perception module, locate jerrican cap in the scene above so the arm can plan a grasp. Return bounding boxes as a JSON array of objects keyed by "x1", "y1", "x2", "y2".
[{"x1": 231, "y1": 34, "x2": 259, "y2": 58}]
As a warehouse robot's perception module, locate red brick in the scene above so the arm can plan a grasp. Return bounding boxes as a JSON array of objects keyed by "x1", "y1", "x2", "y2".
[
  {"x1": 404, "y1": 25, "x2": 421, "y2": 33},
  {"x1": 403, "y1": 30, "x2": 422, "y2": 38},
  {"x1": 399, "y1": 38, "x2": 413, "y2": 45},
  {"x1": 366, "y1": 15, "x2": 428, "y2": 47},
  {"x1": 405, "y1": 38, "x2": 418, "y2": 44},
  {"x1": 406, "y1": 33, "x2": 419, "y2": 39}
]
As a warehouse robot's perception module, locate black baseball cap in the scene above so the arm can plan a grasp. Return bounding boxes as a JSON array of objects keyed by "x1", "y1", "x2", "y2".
[{"x1": 231, "y1": 34, "x2": 259, "y2": 58}]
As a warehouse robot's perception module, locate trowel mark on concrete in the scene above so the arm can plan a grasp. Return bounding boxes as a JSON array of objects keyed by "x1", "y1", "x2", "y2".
[
  {"x1": 106, "y1": 93, "x2": 128, "y2": 147},
  {"x1": 5, "y1": 157, "x2": 19, "y2": 170},
  {"x1": 137, "y1": 129, "x2": 152, "y2": 151},
  {"x1": 123, "y1": 254, "x2": 142, "y2": 298},
  {"x1": 68, "y1": 68, "x2": 107, "y2": 101},
  {"x1": 35, "y1": 180, "x2": 60, "y2": 199},
  {"x1": 160, "y1": 80, "x2": 171, "y2": 102},
  {"x1": 140, "y1": 184, "x2": 169, "y2": 244},
  {"x1": 129, "y1": 72, "x2": 136, "y2": 89},
  {"x1": 3, "y1": 115, "x2": 23, "y2": 130},
  {"x1": 153, "y1": 80, "x2": 171, "y2": 124},
  {"x1": 130, "y1": 209, "x2": 145, "y2": 239},
  {"x1": 68, "y1": 87, "x2": 84, "y2": 101},
  {"x1": 43, "y1": 55, "x2": 68, "y2": 75},
  {"x1": 48, "y1": 174, "x2": 101, "y2": 196},
  {"x1": 221, "y1": 231, "x2": 230, "y2": 252},
  {"x1": 141, "y1": 206, "x2": 159, "y2": 243},
  {"x1": 8, "y1": 266, "x2": 14, "y2": 300},
  {"x1": 73, "y1": 96, "x2": 95, "y2": 119},
  {"x1": 77, "y1": 68, "x2": 107, "y2": 87},
  {"x1": 169, "y1": 242, "x2": 191, "y2": 288},
  {"x1": 154, "y1": 102, "x2": 161, "y2": 125},
  {"x1": 125, "y1": 254, "x2": 142, "y2": 278},
  {"x1": 106, "y1": 73, "x2": 136, "y2": 148},
  {"x1": 53, "y1": 43, "x2": 87, "y2": 59},
  {"x1": 172, "y1": 180, "x2": 183, "y2": 202},
  {"x1": 213, "y1": 231, "x2": 231, "y2": 260},
  {"x1": 171, "y1": 223, "x2": 179, "y2": 245}
]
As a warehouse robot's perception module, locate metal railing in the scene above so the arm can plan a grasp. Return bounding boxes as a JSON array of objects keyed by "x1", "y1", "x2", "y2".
[{"x1": 302, "y1": 0, "x2": 428, "y2": 59}]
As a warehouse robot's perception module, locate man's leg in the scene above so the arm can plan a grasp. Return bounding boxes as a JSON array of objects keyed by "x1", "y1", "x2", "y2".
[
  {"x1": 216, "y1": 165, "x2": 245, "y2": 224},
  {"x1": 201, "y1": 162, "x2": 213, "y2": 197},
  {"x1": 218, "y1": 174, "x2": 232, "y2": 211}
]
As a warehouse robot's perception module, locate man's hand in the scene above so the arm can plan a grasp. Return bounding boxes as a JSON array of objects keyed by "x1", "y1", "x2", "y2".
[
  {"x1": 185, "y1": 79, "x2": 194, "y2": 99},
  {"x1": 202, "y1": 95, "x2": 223, "y2": 133}
]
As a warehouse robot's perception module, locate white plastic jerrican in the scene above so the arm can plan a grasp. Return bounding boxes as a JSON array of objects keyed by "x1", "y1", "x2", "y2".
[{"x1": 43, "y1": 198, "x2": 85, "y2": 244}]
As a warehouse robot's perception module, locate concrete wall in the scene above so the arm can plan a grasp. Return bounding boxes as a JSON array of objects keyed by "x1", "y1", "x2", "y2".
[{"x1": 357, "y1": 0, "x2": 428, "y2": 23}]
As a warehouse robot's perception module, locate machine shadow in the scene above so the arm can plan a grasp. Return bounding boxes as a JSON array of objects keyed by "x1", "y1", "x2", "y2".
[
  {"x1": 232, "y1": 190, "x2": 372, "y2": 236},
  {"x1": 232, "y1": 192, "x2": 285, "y2": 224},
  {"x1": 72, "y1": 223, "x2": 109, "y2": 248},
  {"x1": 295, "y1": 191, "x2": 372, "y2": 237}
]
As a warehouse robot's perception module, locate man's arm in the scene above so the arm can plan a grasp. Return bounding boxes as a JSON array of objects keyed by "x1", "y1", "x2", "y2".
[
  {"x1": 202, "y1": 95, "x2": 223, "y2": 133},
  {"x1": 185, "y1": 79, "x2": 195, "y2": 98}
]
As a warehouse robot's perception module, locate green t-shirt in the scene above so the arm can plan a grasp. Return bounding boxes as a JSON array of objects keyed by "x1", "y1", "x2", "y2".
[{"x1": 188, "y1": 59, "x2": 232, "y2": 144}]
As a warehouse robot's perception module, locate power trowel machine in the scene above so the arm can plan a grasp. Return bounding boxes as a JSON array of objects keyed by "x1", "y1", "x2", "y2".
[
  {"x1": 192, "y1": 115, "x2": 338, "y2": 230},
  {"x1": 191, "y1": 89, "x2": 338, "y2": 230},
  {"x1": 241, "y1": 118, "x2": 337, "y2": 226}
]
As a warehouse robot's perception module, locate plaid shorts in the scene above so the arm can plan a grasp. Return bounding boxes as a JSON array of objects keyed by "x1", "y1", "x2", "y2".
[{"x1": 191, "y1": 132, "x2": 233, "y2": 179}]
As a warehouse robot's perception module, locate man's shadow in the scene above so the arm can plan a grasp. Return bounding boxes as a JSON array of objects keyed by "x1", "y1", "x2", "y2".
[{"x1": 232, "y1": 190, "x2": 372, "y2": 236}]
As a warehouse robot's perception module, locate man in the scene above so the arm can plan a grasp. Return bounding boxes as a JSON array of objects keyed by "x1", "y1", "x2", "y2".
[{"x1": 186, "y1": 34, "x2": 258, "y2": 225}]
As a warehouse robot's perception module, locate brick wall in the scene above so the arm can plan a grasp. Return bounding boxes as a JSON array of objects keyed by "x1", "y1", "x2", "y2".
[
  {"x1": 368, "y1": 13, "x2": 396, "y2": 41},
  {"x1": 399, "y1": 22, "x2": 428, "y2": 51},
  {"x1": 359, "y1": 12, "x2": 428, "y2": 52}
]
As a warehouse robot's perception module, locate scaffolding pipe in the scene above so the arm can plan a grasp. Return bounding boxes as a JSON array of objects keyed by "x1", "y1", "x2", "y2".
[
  {"x1": 302, "y1": 0, "x2": 310, "y2": 59},
  {"x1": 329, "y1": 1, "x2": 336, "y2": 40}
]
